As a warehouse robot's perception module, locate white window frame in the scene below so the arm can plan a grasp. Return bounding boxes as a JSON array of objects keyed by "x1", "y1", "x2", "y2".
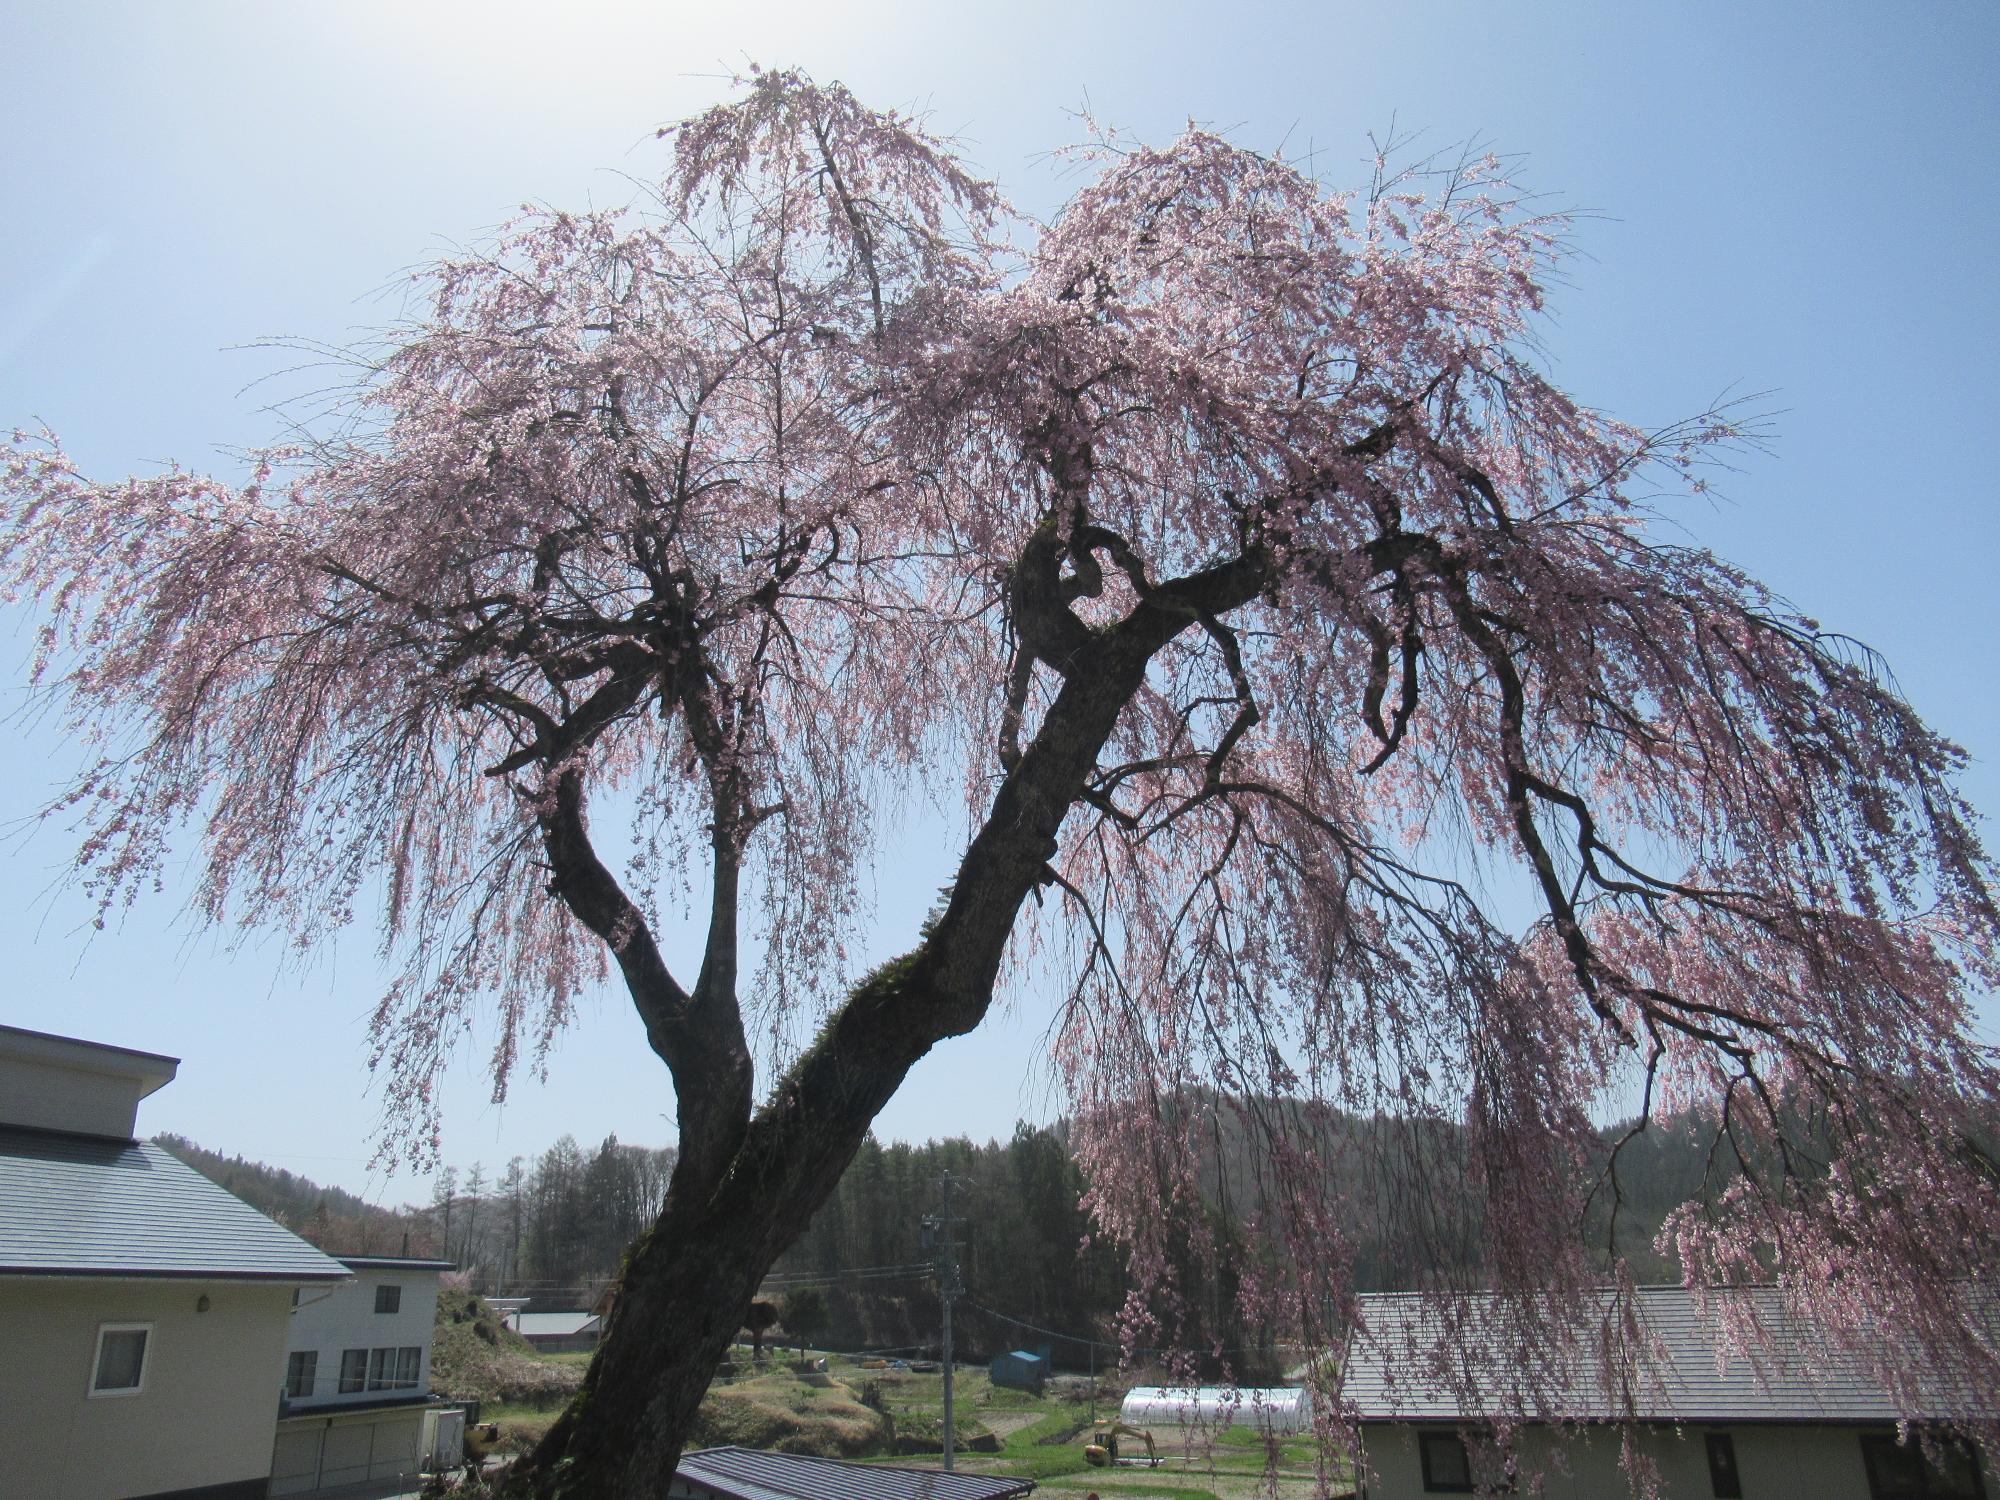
[
  {"x1": 286, "y1": 1348, "x2": 318, "y2": 1400},
  {"x1": 339, "y1": 1347, "x2": 368, "y2": 1394},
  {"x1": 88, "y1": 1322, "x2": 152, "y2": 1398}
]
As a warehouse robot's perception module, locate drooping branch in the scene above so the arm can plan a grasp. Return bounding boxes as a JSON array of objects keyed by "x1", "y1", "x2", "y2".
[
  {"x1": 10, "y1": 72, "x2": 2000, "y2": 1494},
  {"x1": 537, "y1": 762, "x2": 754, "y2": 1175}
]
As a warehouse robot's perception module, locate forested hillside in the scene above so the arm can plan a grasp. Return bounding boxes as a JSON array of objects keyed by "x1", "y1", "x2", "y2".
[
  {"x1": 156, "y1": 1131, "x2": 674, "y2": 1301},
  {"x1": 165, "y1": 1106, "x2": 1726, "y2": 1368},
  {"x1": 763, "y1": 1110, "x2": 1725, "y2": 1376},
  {"x1": 155, "y1": 1135, "x2": 432, "y2": 1256}
]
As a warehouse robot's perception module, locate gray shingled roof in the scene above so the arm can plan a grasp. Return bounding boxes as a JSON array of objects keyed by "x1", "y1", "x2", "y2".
[
  {"x1": 1344, "y1": 1286, "x2": 1980, "y2": 1424},
  {"x1": 673, "y1": 1447, "x2": 1035, "y2": 1500},
  {"x1": 0, "y1": 1128, "x2": 349, "y2": 1280}
]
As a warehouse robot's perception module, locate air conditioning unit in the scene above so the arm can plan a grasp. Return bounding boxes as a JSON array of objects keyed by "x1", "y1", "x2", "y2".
[{"x1": 421, "y1": 1407, "x2": 468, "y2": 1472}]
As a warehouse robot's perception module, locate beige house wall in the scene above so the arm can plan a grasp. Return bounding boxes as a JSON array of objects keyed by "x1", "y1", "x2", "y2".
[
  {"x1": 0, "y1": 1055, "x2": 146, "y2": 1140},
  {"x1": 1361, "y1": 1421, "x2": 1894, "y2": 1500},
  {"x1": 0, "y1": 1277, "x2": 294, "y2": 1500}
]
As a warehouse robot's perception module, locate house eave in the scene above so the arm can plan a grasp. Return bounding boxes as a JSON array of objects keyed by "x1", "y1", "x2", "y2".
[
  {"x1": 279, "y1": 1391, "x2": 443, "y2": 1420},
  {"x1": 0, "y1": 1265, "x2": 352, "y2": 1282}
]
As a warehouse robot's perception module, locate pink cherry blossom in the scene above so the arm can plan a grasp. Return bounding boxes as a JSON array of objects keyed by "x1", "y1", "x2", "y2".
[{"x1": 4, "y1": 70, "x2": 1994, "y2": 1496}]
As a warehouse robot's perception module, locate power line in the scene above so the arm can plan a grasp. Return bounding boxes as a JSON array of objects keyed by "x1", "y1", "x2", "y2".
[
  {"x1": 965, "y1": 1296, "x2": 1294, "y2": 1363},
  {"x1": 759, "y1": 1262, "x2": 933, "y2": 1288},
  {"x1": 965, "y1": 1299, "x2": 1115, "y2": 1352},
  {"x1": 923, "y1": 1169, "x2": 967, "y2": 1472}
]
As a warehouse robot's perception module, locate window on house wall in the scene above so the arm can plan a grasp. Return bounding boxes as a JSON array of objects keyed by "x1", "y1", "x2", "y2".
[
  {"x1": 1419, "y1": 1432, "x2": 1475, "y2": 1493},
  {"x1": 375, "y1": 1284, "x2": 401, "y2": 1314},
  {"x1": 357, "y1": 1345, "x2": 425, "y2": 1391},
  {"x1": 339, "y1": 1348, "x2": 368, "y2": 1394},
  {"x1": 89, "y1": 1324, "x2": 150, "y2": 1397},
  {"x1": 286, "y1": 1350, "x2": 318, "y2": 1399},
  {"x1": 1418, "y1": 1430, "x2": 1516, "y2": 1494},
  {"x1": 1861, "y1": 1433, "x2": 1986, "y2": 1500},
  {"x1": 1706, "y1": 1432, "x2": 1744, "y2": 1498}
]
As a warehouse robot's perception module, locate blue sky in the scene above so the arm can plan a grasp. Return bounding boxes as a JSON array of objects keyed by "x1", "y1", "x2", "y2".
[{"x1": 1, "y1": 1, "x2": 1994, "y2": 1204}]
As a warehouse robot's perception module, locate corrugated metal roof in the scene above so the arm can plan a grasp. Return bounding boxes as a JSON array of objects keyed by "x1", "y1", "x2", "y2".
[
  {"x1": 1344, "y1": 1286, "x2": 1975, "y2": 1424},
  {"x1": 513, "y1": 1311, "x2": 601, "y2": 1337},
  {"x1": 674, "y1": 1446, "x2": 1035, "y2": 1499},
  {"x1": 0, "y1": 1128, "x2": 349, "y2": 1280}
]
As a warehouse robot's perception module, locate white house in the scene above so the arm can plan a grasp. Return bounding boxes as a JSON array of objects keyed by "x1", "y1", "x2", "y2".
[
  {"x1": 1346, "y1": 1286, "x2": 1990, "y2": 1500},
  {"x1": 270, "y1": 1254, "x2": 456, "y2": 1496},
  {"x1": 0, "y1": 1024, "x2": 350, "y2": 1500}
]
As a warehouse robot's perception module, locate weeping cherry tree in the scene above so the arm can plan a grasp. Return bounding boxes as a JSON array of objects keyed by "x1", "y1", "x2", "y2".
[{"x1": 4, "y1": 70, "x2": 1997, "y2": 1496}]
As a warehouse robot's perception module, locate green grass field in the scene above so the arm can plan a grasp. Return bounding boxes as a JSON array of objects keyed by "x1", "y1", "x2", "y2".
[
  {"x1": 716, "y1": 1353, "x2": 1346, "y2": 1499},
  {"x1": 479, "y1": 1334, "x2": 1351, "y2": 1499}
]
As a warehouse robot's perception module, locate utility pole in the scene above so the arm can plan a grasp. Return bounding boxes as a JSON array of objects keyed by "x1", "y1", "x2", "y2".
[{"x1": 922, "y1": 1170, "x2": 966, "y2": 1472}]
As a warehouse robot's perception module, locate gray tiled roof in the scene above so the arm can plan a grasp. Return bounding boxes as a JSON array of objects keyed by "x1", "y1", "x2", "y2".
[
  {"x1": 0, "y1": 1128, "x2": 349, "y2": 1281},
  {"x1": 1345, "y1": 1286, "x2": 1969, "y2": 1424},
  {"x1": 674, "y1": 1447, "x2": 1035, "y2": 1500}
]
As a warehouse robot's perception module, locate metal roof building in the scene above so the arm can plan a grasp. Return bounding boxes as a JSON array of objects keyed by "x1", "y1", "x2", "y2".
[
  {"x1": 989, "y1": 1348, "x2": 1049, "y2": 1394},
  {"x1": 669, "y1": 1446, "x2": 1036, "y2": 1500},
  {"x1": 1344, "y1": 1288, "x2": 1993, "y2": 1500},
  {"x1": 509, "y1": 1310, "x2": 603, "y2": 1339},
  {"x1": 1345, "y1": 1285, "x2": 1958, "y2": 1424}
]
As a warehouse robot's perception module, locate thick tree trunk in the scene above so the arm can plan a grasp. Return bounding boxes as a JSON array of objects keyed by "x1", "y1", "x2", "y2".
[
  {"x1": 521, "y1": 1117, "x2": 871, "y2": 1496},
  {"x1": 522, "y1": 1192, "x2": 771, "y2": 1494},
  {"x1": 519, "y1": 955, "x2": 949, "y2": 1496},
  {"x1": 519, "y1": 574, "x2": 1263, "y2": 1495}
]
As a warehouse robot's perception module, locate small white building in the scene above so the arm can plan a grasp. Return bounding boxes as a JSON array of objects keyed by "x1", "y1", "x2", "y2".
[
  {"x1": 1346, "y1": 1286, "x2": 1990, "y2": 1500},
  {"x1": 270, "y1": 1254, "x2": 456, "y2": 1496},
  {"x1": 0, "y1": 1025, "x2": 350, "y2": 1500},
  {"x1": 508, "y1": 1309, "x2": 602, "y2": 1352}
]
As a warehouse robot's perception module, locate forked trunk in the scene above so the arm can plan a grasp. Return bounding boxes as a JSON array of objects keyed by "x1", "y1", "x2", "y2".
[
  {"x1": 522, "y1": 639, "x2": 1171, "y2": 1495},
  {"x1": 520, "y1": 1015, "x2": 920, "y2": 1495},
  {"x1": 522, "y1": 1188, "x2": 775, "y2": 1496}
]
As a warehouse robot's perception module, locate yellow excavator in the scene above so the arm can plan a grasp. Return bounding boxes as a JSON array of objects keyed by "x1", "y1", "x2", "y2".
[{"x1": 1083, "y1": 1420, "x2": 1160, "y2": 1468}]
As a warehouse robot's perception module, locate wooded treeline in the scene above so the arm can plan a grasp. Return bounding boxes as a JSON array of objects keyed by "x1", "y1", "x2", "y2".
[
  {"x1": 765, "y1": 1123, "x2": 1133, "y2": 1366},
  {"x1": 158, "y1": 1132, "x2": 675, "y2": 1305},
  {"x1": 165, "y1": 1106, "x2": 1723, "y2": 1354}
]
